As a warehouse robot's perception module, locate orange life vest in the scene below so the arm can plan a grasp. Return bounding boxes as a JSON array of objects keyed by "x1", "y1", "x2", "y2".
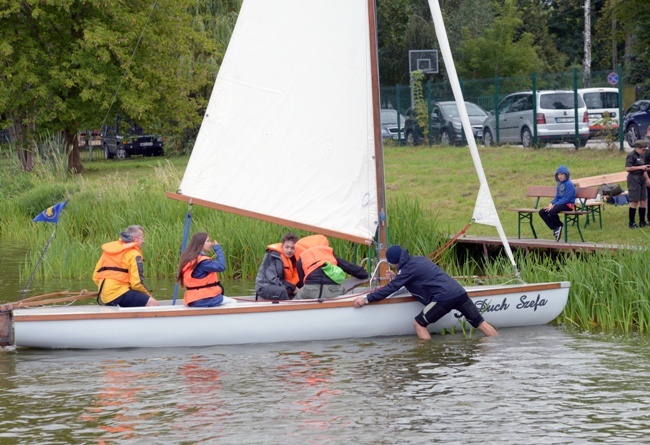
[
  {"x1": 95, "y1": 240, "x2": 143, "y2": 283},
  {"x1": 300, "y1": 245, "x2": 337, "y2": 280},
  {"x1": 294, "y1": 234, "x2": 329, "y2": 259},
  {"x1": 182, "y1": 255, "x2": 223, "y2": 305},
  {"x1": 267, "y1": 243, "x2": 299, "y2": 286}
]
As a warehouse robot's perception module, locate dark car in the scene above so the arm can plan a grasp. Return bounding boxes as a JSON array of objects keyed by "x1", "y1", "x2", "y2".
[
  {"x1": 623, "y1": 100, "x2": 650, "y2": 147},
  {"x1": 101, "y1": 120, "x2": 164, "y2": 159},
  {"x1": 404, "y1": 101, "x2": 486, "y2": 145}
]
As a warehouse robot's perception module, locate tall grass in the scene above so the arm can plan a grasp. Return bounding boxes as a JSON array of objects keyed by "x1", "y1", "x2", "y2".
[{"x1": 3, "y1": 149, "x2": 650, "y2": 334}]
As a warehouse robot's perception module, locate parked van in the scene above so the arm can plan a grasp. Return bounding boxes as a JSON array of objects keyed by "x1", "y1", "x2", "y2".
[
  {"x1": 577, "y1": 87, "x2": 620, "y2": 137},
  {"x1": 482, "y1": 90, "x2": 590, "y2": 148}
]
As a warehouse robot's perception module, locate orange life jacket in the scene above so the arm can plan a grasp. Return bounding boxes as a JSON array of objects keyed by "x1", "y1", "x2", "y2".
[
  {"x1": 267, "y1": 243, "x2": 299, "y2": 286},
  {"x1": 294, "y1": 234, "x2": 329, "y2": 259},
  {"x1": 300, "y1": 245, "x2": 337, "y2": 280},
  {"x1": 95, "y1": 240, "x2": 143, "y2": 283},
  {"x1": 182, "y1": 255, "x2": 223, "y2": 305}
]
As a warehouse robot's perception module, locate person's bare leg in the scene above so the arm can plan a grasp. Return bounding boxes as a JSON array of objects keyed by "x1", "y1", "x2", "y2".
[
  {"x1": 146, "y1": 297, "x2": 159, "y2": 306},
  {"x1": 413, "y1": 320, "x2": 431, "y2": 340},
  {"x1": 477, "y1": 320, "x2": 498, "y2": 336}
]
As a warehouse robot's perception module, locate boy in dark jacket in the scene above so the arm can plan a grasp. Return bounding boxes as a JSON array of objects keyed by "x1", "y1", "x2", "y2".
[{"x1": 354, "y1": 245, "x2": 498, "y2": 339}]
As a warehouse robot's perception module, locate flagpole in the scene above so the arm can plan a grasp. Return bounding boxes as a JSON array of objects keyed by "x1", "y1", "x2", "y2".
[
  {"x1": 22, "y1": 200, "x2": 69, "y2": 299},
  {"x1": 20, "y1": 224, "x2": 59, "y2": 299}
]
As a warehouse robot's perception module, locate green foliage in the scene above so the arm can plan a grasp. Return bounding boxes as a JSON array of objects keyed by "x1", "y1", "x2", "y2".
[
  {"x1": 410, "y1": 70, "x2": 430, "y2": 140},
  {"x1": 0, "y1": 0, "x2": 236, "y2": 152},
  {"x1": 457, "y1": 0, "x2": 541, "y2": 78},
  {"x1": 377, "y1": 0, "x2": 412, "y2": 86}
]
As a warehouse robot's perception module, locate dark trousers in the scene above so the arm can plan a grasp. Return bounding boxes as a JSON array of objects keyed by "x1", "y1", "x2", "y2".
[
  {"x1": 539, "y1": 203, "x2": 572, "y2": 231},
  {"x1": 256, "y1": 284, "x2": 290, "y2": 301},
  {"x1": 415, "y1": 293, "x2": 484, "y2": 328}
]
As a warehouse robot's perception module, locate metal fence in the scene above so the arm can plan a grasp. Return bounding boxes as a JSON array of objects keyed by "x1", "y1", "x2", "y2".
[{"x1": 381, "y1": 67, "x2": 631, "y2": 150}]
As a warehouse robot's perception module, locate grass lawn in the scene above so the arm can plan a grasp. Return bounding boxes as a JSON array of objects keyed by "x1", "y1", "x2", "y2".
[
  {"x1": 383, "y1": 144, "x2": 648, "y2": 246},
  {"x1": 23, "y1": 143, "x2": 649, "y2": 247}
]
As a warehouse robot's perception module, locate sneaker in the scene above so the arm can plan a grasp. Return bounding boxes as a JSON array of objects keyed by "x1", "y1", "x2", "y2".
[
  {"x1": 641, "y1": 222, "x2": 647, "y2": 228},
  {"x1": 554, "y1": 225, "x2": 563, "y2": 242},
  {"x1": 630, "y1": 222, "x2": 638, "y2": 229}
]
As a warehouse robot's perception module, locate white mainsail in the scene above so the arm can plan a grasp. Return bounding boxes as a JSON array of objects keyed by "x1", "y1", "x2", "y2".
[{"x1": 176, "y1": 0, "x2": 379, "y2": 244}]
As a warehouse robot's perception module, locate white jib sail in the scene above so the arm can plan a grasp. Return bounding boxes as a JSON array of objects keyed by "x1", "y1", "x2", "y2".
[
  {"x1": 178, "y1": 0, "x2": 379, "y2": 244},
  {"x1": 427, "y1": 0, "x2": 519, "y2": 273}
]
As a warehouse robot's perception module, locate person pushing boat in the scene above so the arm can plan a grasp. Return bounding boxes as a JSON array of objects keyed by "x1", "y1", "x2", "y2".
[{"x1": 354, "y1": 245, "x2": 498, "y2": 339}]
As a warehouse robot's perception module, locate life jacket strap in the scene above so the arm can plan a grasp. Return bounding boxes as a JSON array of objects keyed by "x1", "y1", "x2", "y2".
[
  {"x1": 97, "y1": 266, "x2": 129, "y2": 273},
  {"x1": 186, "y1": 280, "x2": 223, "y2": 291}
]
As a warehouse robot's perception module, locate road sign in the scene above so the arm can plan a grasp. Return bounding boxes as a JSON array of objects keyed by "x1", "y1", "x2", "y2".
[{"x1": 607, "y1": 72, "x2": 618, "y2": 86}]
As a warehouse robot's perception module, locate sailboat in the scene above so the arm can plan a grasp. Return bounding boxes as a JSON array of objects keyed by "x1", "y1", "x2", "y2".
[{"x1": 7, "y1": 0, "x2": 569, "y2": 349}]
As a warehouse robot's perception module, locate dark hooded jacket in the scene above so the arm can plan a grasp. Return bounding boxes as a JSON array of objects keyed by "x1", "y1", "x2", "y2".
[{"x1": 366, "y1": 249, "x2": 465, "y2": 305}]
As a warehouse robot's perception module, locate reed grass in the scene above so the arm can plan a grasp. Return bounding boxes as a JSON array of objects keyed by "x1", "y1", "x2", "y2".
[{"x1": 2, "y1": 146, "x2": 650, "y2": 333}]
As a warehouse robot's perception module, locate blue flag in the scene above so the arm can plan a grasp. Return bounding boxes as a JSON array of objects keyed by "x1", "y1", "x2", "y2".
[{"x1": 33, "y1": 201, "x2": 68, "y2": 224}]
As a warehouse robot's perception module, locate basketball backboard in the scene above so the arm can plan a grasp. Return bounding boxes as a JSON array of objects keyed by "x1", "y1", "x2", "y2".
[{"x1": 409, "y1": 50, "x2": 438, "y2": 75}]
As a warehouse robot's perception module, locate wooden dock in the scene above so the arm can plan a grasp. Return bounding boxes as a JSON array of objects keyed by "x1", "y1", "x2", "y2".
[{"x1": 454, "y1": 235, "x2": 635, "y2": 257}]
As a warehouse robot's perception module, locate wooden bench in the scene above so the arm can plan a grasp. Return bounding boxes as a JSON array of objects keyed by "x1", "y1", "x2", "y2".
[
  {"x1": 510, "y1": 186, "x2": 599, "y2": 242},
  {"x1": 574, "y1": 172, "x2": 629, "y2": 227}
]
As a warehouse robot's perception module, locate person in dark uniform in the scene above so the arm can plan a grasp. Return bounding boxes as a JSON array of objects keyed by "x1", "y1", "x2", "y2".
[
  {"x1": 354, "y1": 245, "x2": 498, "y2": 339},
  {"x1": 625, "y1": 143, "x2": 650, "y2": 228}
]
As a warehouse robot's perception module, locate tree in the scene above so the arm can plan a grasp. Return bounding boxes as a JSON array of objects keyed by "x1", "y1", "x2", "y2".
[
  {"x1": 456, "y1": 0, "x2": 541, "y2": 78},
  {"x1": 596, "y1": 0, "x2": 650, "y2": 93},
  {"x1": 515, "y1": 0, "x2": 568, "y2": 73},
  {"x1": 377, "y1": 0, "x2": 412, "y2": 86},
  {"x1": 0, "y1": 0, "x2": 220, "y2": 172}
]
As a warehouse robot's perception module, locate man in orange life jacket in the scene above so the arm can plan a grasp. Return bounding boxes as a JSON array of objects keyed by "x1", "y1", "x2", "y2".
[
  {"x1": 255, "y1": 233, "x2": 300, "y2": 300},
  {"x1": 294, "y1": 234, "x2": 368, "y2": 300},
  {"x1": 93, "y1": 225, "x2": 159, "y2": 307}
]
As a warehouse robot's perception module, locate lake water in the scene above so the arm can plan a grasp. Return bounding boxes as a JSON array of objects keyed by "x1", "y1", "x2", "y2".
[{"x1": 2, "y1": 240, "x2": 650, "y2": 443}]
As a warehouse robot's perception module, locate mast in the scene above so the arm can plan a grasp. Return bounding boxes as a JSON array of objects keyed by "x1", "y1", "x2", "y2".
[{"x1": 368, "y1": 0, "x2": 388, "y2": 269}]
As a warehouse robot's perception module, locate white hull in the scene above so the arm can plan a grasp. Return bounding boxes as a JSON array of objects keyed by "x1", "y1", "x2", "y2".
[{"x1": 12, "y1": 282, "x2": 570, "y2": 349}]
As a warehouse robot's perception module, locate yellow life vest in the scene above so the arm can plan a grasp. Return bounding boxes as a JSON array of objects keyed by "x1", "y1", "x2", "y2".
[{"x1": 95, "y1": 240, "x2": 143, "y2": 283}]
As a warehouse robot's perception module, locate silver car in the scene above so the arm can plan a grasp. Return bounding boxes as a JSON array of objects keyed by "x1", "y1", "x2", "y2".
[
  {"x1": 482, "y1": 90, "x2": 590, "y2": 148},
  {"x1": 380, "y1": 108, "x2": 406, "y2": 141}
]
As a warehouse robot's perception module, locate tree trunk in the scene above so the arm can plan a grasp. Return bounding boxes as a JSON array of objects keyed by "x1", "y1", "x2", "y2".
[
  {"x1": 582, "y1": 0, "x2": 591, "y2": 88},
  {"x1": 9, "y1": 117, "x2": 34, "y2": 172},
  {"x1": 66, "y1": 130, "x2": 83, "y2": 173}
]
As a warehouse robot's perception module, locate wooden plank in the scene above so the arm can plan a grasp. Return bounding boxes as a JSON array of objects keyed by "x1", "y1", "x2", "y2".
[{"x1": 574, "y1": 172, "x2": 628, "y2": 188}]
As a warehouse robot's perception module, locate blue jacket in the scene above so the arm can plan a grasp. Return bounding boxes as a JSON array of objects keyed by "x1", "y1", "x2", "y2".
[
  {"x1": 366, "y1": 249, "x2": 466, "y2": 305},
  {"x1": 551, "y1": 165, "x2": 576, "y2": 206}
]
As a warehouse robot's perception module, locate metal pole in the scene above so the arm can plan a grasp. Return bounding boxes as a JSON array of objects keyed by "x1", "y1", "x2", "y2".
[
  {"x1": 618, "y1": 63, "x2": 624, "y2": 151},
  {"x1": 574, "y1": 68, "x2": 580, "y2": 149},
  {"x1": 495, "y1": 75, "x2": 500, "y2": 144},
  {"x1": 20, "y1": 226, "x2": 58, "y2": 299},
  {"x1": 532, "y1": 72, "x2": 538, "y2": 145}
]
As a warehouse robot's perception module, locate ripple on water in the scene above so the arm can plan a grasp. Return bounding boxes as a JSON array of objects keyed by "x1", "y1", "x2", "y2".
[{"x1": 1, "y1": 326, "x2": 650, "y2": 443}]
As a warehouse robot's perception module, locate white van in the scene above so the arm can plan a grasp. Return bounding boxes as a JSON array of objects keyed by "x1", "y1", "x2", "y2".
[
  {"x1": 577, "y1": 87, "x2": 620, "y2": 137},
  {"x1": 482, "y1": 90, "x2": 590, "y2": 148}
]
